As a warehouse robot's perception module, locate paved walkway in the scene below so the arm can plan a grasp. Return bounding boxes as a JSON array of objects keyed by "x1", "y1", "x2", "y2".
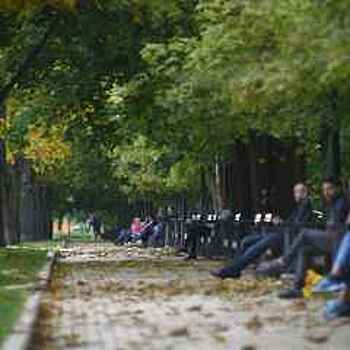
[{"x1": 30, "y1": 243, "x2": 350, "y2": 350}]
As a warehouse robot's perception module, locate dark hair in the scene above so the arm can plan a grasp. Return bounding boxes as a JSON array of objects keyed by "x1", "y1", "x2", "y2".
[{"x1": 322, "y1": 176, "x2": 341, "y2": 187}]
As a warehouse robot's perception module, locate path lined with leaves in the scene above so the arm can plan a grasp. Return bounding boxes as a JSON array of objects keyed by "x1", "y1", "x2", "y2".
[{"x1": 29, "y1": 243, "x2": 349, "y2": 350}]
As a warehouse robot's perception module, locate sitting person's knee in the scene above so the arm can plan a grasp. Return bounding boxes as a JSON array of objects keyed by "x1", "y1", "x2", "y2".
[{"x1": 298, "y1": 229, "x2": 310, "y2": 242}]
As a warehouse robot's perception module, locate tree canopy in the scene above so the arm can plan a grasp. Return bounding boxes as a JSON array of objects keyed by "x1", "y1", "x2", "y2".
[{"x1": 0, "y1": 0, "x2": 350, "y2": 232}]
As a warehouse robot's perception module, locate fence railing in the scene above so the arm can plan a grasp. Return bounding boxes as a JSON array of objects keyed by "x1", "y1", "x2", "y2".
[{"x1": 164, "y1": 211, "x2": 326, "y2": 258}]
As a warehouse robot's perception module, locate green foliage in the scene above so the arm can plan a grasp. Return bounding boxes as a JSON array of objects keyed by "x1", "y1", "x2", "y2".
[
  {"x1": 1, "y1": 0, "x2": 350, "y2": 218},
  {"x1": 137, "y1": 0, "x2": 350, "y2": 170},
  {"x1": 0, "y1": 0, "x2": 78, "y2": 11},
  {"x1": 110, "y1": 135, "x2": 199, "y2": 198}
]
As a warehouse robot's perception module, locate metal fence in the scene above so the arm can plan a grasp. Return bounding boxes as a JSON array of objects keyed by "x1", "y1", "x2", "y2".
[{"x1": 164, "y1": 211, "x2": 326, "y2": 259}]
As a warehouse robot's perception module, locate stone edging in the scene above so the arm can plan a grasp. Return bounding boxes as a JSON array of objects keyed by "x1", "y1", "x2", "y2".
[{"x1": 1, "y1": 251, "x2": 57, "y2": 350}]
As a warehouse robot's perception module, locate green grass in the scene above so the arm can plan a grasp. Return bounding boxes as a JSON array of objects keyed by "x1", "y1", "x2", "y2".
[
  {"x1": 0, "y1": 248, "x2": 48, "y2": 344},
  {"x1": 51, "y1": 229, "x2": 94, "y2": 242},
  {"x1": 69, "y1": 230, "x2": 94, "y2": 241},
  {"x1": 0, "y1": 289, "x2": 26, "y2": 343},
  {"x1": 18, "y1": 240, "x2": 62, "y2": 250}
]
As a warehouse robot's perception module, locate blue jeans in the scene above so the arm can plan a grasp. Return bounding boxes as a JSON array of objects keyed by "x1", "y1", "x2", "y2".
[
  {"x1": 284, "y1": 229, "x2": 339, "y2": 289},
  {"x1": 116, "y1": 229, "x2": 132, "y2": 243},
  {"x1": 148, "y1": 224, "x2": 165, "y2": 247},
  {"x1": 222, "y1": 232, "x2": 283, "y2": 276},
  {"x1": 240, "y1": 234, "x2": 263, "y2": 252},
  {"x1": 333, "y1": 231, "x2": 350, "y2": 285}
]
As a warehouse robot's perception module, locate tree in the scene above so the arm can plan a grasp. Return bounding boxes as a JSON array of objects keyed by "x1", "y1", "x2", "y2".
[
  {"x1": 0, "y1": 0, "x2": 200, "y2": 242},
  {"x1": 136, "y1": 0, "x2": 350, "y2": 193},
  {"x1": 2, "y1": 0, "x2": 349, "y2": 238}
]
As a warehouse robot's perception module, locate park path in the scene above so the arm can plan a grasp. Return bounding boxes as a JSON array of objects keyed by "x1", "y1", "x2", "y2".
[{"x1": 29, "y1": 242, "x2": 350, "y2": 350}]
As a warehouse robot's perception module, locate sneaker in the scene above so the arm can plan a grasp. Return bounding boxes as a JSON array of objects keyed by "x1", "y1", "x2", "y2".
[
  {"x1": 210, "y1": 268, "x2": 241, "y2": 280},
  {"x1": 313, "y1": 276, "x2": 347, "y2": 294},
  {"x1": 278, "y1": 288, "x2": 303, "y2": 299},
  {"x1": 324, "y1": 299, "x2": 350, "y2": 321}
]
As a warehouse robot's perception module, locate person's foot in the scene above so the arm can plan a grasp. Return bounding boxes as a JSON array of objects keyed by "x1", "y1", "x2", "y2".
[
  {"x1": 324, "y1": 299, "x2": 350, "y2": 321},
  {"x1": 184, "y1": 255, "x2": 197, "y2": 261},
  {"x1": 278, "y1": 287, "x2": 303, "y2": 299},
  {"x1": 210, "y1": 268, "x2": 241, "y2": 280},
  {"x1": 313, "y1": 276, "x2": 347, "y2": 294}
]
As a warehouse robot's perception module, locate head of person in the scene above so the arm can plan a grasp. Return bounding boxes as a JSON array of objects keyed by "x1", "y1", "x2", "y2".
[
  {"x1": 133, "y1": 217, "x2": 141, "y2": 225},
  {"x1": 293, "y1": 182, "x2": 308, "y2": 203},
  {"x1": 322, "y1": 176, "x2": 341, "y2": 204}
]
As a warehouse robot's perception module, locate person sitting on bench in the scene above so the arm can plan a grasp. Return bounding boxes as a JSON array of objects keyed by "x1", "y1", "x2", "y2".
[
  {"x1": 313, "y1": 226, "x2": 350, "y2": 320},
  {"x1": 148, "y1": 219, "x2": 166, "y2": 247},
  {"x1": 211, "y1": 182, "x2": 313, "y2": 279},
  {"x1": 184, "y1": 215, "x2": 204, "y2": 260},
  {"x1": 276, "y1": 177, "x2": 350, "y2": 299}
]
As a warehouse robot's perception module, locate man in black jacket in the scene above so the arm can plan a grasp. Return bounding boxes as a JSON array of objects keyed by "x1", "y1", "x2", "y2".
[
  {"x1": 184, "y1": 214, "x2": 211, "y2": 260},
  {"x1": 211, "y1": 182, "x2": 313, "y2": 279},
  {"x1": 278, "y1": 177, "x2": 350, "y2": 299}
]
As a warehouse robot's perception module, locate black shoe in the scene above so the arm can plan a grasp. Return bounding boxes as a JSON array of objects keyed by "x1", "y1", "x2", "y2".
[
  {"x1": 278, "y1": 288, "x2": 303, "y2": 299},
  {"x1": 184, "y1": 255, "x2": 197, "y2": 261},
  {"x1": 210, "y1": 268, "x2": 241, "y2": 280}
]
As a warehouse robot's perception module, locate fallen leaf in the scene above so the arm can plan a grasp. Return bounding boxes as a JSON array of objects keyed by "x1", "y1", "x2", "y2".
[
  {"x1": 167, "y1": 326, "x2": 190, "y2": 337},
  {"x1": 244, "y1": 315, "x2": 263, "y2": 332}
]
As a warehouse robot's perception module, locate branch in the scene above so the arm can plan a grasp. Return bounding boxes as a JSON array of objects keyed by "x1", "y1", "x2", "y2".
[{"x1": 0, "y1": 8, "x2": 59, "y2": 107}]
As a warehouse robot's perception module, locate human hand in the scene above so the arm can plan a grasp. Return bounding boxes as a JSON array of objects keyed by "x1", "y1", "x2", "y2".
[{"x1": 272, "y1": 216, "x2": 283, "y2": 226}]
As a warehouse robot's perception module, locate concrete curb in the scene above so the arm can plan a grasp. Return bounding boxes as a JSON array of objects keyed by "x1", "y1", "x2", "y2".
[{"x1": 1, "y1": 251, "x2": 57, "y2": 350}]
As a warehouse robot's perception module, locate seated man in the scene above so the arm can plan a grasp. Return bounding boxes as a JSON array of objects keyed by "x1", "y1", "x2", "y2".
[
  {"x1": 184, "y1": 215, "x2": 211, "y2": 260},
  {"x1": 115, "y1": 217, "x2": 144, "y2": 244},
  {"x1": 313, "y1": 228, "x2": 350, "y2": 320},
  {"x1": 211, "y1": 182, "x2": 313, "y2": 279},
  {"x1": 148, "y1": 220, "x2": 166, "y2": 247},
  {"x1": 114, "y1": 227, "x2": 129, "y2": 245},
  {"x1": 139, "y1": 216, "x2": 156, "y2": 246},
  {"x1": 277, "y1": 177, "x2": 349, "y2": 299}
]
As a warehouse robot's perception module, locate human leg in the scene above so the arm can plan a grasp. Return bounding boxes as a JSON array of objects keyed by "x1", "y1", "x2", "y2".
[
  {"x1": 279, "y1": 229, "x2": 333, "y2": 299},
  {"x1": 211, "y1": 233, "x2": 283, "y2": 279},
  {"x1": 313, "y1": 232, "x2": 350, "y2": 294}
]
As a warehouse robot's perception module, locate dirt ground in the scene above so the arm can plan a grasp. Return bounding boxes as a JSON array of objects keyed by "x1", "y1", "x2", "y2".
[{"x1": 30, "y1": 243, "x2": 350, "y2": 350}]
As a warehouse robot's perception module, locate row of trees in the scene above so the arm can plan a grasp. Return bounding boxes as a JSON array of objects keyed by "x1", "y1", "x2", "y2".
[{"x1": 0, "y1": 0, "x2": 349, "y2": 244}]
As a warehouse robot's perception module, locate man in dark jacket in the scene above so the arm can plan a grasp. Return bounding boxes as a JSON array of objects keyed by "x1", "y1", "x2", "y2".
[
  {"x1": 211, "y1": 182, "x2": 313, "y2": 279},
  {"x1": 184, "y1": 214, "x2": 211, "y2": 260},
  {"x1": 278, "y1": 177, "x2": 350, "y2": 299}
]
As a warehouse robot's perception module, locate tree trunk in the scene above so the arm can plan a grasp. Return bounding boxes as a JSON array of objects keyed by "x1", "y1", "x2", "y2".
[
  {"x1": 0, "y1": 118, "x2": 18, "y2": 245},
  {"x1": 234, "y1": 142, "x2": 251, "y2": 216},
  {"x1": 7, "y1": 164, "x2": 21, "y2": 244},
  {"x1": 0, "y1": 101, "x2": 7, "y2": 245},
  {"x1": 248, "y1": 135, "x2": 259, "y2": 213},
  {"x1": 322, "y1": 125, "x2": 341, "y2": 179},
  {"x1": 207, "y1": 164, "x2": 217, "y2": 212},
  {"x1": 48, "y1": 219, "x2": 53, "y2": 240},
  {"x1": 321, "y1": 91, "x2": 341, "y2": 179},
  {"x1": 13, "y1": 167, "x2": 22, "y2": 242},
  {"x1": 19, "y1": 159, "x2": 36, "y2": 241},
  {"x1": 36, "y1": 185, "x2": 50, "y2": 240},
  {"x1": 0, "y1": 139, "x2": 6, "y2": 246}
]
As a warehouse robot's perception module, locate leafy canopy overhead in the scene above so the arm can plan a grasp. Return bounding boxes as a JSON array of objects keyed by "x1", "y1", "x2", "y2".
[{"x1": 1, "y1": 0, "x2": 350, "y2": 215}]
